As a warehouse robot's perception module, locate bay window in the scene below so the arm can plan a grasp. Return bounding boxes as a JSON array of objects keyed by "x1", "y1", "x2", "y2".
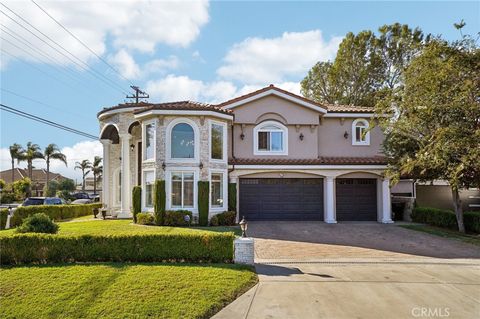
[
  {"x1": 144, "y1": 170, "x2": 154, "y2": 208},
  {"x1": 171, "y1": 172, "x2": 194, "y2": 208},
  {"x1": 211, "y1": 173, "x2": 223, "y2": 208},
  {"x1": 210, "y1": 122, "x2": 224, "y2": 160},
  {"x1": 144, "y1": 122, "x2": 155, "y2": 160}
]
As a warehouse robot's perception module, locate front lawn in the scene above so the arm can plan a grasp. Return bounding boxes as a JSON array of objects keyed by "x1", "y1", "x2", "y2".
[
  {"x1": 0, "y1": 219, "x2": 241, "y2": 237},
  {"x1": 399, "y1": 224, "x2": 480, "y2": 246},
  {"x1": 0, "y1": 263, "x2": 257, "y2": 319}
]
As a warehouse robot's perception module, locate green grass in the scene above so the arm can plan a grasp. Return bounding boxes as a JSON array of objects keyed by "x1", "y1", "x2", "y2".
[
  {"x1": 0, "y1": 263, "x2": 257, "y2": 319},
  {"x1": 399, "y1": 224, "x2": 480, "y2": 246},
  {"x1": 0, "y1": 219, "x2": 240, "y2": 237}
]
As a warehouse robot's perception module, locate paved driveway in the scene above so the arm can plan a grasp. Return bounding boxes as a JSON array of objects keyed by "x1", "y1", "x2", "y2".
[{"x1": 213, "y1": 222, "x2": 480, "y2": 319}]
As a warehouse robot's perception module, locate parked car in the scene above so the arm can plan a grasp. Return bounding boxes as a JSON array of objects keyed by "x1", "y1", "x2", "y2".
[
  {"x1": 71, "y1": 192, "x2": 90, "y2": 200},
  {"x1": 22, "y1": 197, "x2": 65, "y2": 206},
  {"x1": 71, "y1": 199, "x2": 93, "y2": 204}
]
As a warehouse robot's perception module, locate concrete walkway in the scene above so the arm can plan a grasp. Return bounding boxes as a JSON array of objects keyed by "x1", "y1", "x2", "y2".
[{"x1": 213, "y1": 222, "x2": 480, "y2": 319}]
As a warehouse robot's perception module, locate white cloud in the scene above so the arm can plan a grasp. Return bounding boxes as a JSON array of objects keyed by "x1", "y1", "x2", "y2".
[
  {"x1": 146, "y1": 74, "x2": 301, "y2": 104},
  {"x1": 108, "y1": 50, "x2": 178, "y2": 80},
  {"x1": 217, "y1": 30, "x2": 342, "y2": 84},
  {"x1": 0, "y1": 140, "x2": 102, "y2": 182},
  {"x1": 1, "y1": 0, "x2": 209, "y2": 67}
]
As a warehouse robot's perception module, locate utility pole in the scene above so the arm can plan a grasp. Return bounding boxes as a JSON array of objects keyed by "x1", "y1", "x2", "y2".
[{"x1": 126, "y1": 86, "x2": 149, "y2": 104}]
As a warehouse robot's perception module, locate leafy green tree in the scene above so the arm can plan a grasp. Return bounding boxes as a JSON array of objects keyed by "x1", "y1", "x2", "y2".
[
  {"x1": 58, "y1": 179, "x2": 75, "y2": 192},
  {"x1": 12, "y1": 177, "x2": 31, "y2": 199},
  {"x1": 91, "y1": 156, "x2": 102, "y2": 195},
  {"x1": 0, "y1": 179, "x2": 5, "y2": 190},
  {"x1": 75, "y1": 160, "x2": 92, "y2": 192},
  {"x1": 43, "y1": 144, "x2": 67, "y2": 186},
  {"x1": 376, "y1": 35, "x2": 480, "y2": 233},
  {"x1": 43, "y1": 180, "x2": 60, "y2": 197},
  {"x1": 8, "y1": 143, "x2": 24, "y2": 183}
]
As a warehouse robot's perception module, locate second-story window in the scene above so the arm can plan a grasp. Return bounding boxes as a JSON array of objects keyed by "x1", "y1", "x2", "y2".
[
  {"x1": 210, "y1": 122, "x2": 225, "y2": 160},
  {"x1": 254, "y1": 121, "x2": 288, "y2": 155},
  {"x1": 352, "y1": 119, "x2": 370, "y2": 146},
  {"x1": 171, "y1": 123, "x2": 195, "y2": 158},
  {"x1": 144, "y1": 122, "x2": 155, "y2": 160}
]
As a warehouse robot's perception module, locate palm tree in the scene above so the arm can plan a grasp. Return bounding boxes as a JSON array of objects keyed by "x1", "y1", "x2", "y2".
[
  {"x1": 75, "y1": 159, "x2": 92, "y2": 192},
  {"x1": 9, "y1": 143, "x2": 24, "y2": 183},
  {"x1": 23, "y1": 142, "x2": 44, "y2": 180},
  {"x1": 44, "y1": 144, "x2": 67, "y2": 186},
  {"x1": 91, "y1": 156, "x2": 103, "y2": 195}
]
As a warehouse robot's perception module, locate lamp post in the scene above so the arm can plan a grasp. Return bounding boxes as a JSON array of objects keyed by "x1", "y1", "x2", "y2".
[{"x1": 239, "y1": 216, "x2": 248, "y2": 238}]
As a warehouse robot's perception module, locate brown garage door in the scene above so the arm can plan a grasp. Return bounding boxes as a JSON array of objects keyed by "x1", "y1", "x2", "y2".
[
  {"x1": 239, "y1": 178, "x2": 324, "y2": 220},
  {"x1": 336, "y1": 178, "x2": 377, "y2": 221}
]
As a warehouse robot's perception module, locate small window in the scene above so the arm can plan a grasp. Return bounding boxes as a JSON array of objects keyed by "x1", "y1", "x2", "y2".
[
  {"x1": 211, "y1": 173, "x2": 223, "y2": 208},
  {"x1": 352, "y1": 119, "x2": 370, "y2": 145},
  {"x1": 171, "y1": 123, "x2": 195, "y2": 159},
  {"x1": 144, "y1": 171, "x2": 154, "y2": 208},
  {"x1": 254, "y1": 121, "x2": 288, "y2": 155},
  {"x1": 171, "y1": 172, "x2": 194, "y2": 208},
  {"x1": 211, "y1": 123, "x2": 224, "y2": 160},
  {"x1": 115, "y1": 170, "x2": 122, "y2": 205},
  {"x1": 144, "y1": 122, "x2": 155, "y2": 160}
]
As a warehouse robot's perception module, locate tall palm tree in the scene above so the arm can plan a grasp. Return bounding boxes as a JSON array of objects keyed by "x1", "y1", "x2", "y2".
[
  {"x1": 9, "y1": 143, "x2": 24, "y2": 183},
  {"x1": 23, "y1": 142, "x2": 44, "y2": 180},
  {"x1": 91, "y1": 156, "x2": 103, "y2": 195},
  {"x1": 44, "y1": 144, "x2": 67, "y2": 186},
  {"x1": 75, "y1": 159, "x2": 92, "y2": 192}
]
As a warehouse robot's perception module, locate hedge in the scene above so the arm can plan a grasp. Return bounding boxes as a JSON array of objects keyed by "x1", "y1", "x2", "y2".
[
  {"x1": 0, "y1": 231, "x2": 235, "y2": 264},
  {"x1": 11, "y1": 203, "x2": 102, "y2": 228},
  {"x1": 164, "y1": 210, "x2": 193, "y2": 226},
  {"x1": 228, "y1": 183, "x2": 237, "y2": 212},
  {"x1": 0, "y1": 208, "x2": 8, "y2": 230},
  {"x1": 210, "y1": 211, "x2": 237, "y2": 226},
  {"x1": 198, "y1": 181, "x2": 209, "y2": 226},
  {"x1": 154, "y1": 180, "x2": 166, "y2": 225},
  {"x1": 411, "y1": 207, "x2": 480, "y2": 233},
  {"x1": 132, "y1": 186, "x2": 142, "y2": 223}
]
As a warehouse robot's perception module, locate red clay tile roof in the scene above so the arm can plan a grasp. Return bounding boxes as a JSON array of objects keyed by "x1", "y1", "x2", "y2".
[
  {"x1": 133, "y1": 101, "x2": 233, "y2": 116},
  {"x1": 229, "y1": 156, "x2": 387, "y2": 166},
  {"x1": 97, "y1": 102, "x2": 151, "y2": 117}
]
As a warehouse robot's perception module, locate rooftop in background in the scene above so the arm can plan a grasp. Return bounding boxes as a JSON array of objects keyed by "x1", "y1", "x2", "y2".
[{"x1": 0, "y1": 168, "x2": 72, "y2": 185}]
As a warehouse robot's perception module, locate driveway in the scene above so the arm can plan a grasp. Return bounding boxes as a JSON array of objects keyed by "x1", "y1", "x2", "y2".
[{"x1": 214, "y1": 222, "x2": 480, "y2": 319}]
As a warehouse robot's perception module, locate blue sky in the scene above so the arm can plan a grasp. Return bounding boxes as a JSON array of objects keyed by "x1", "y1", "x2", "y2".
[{"x1": 1, "y1": 0, "x2": 478, "y2": 180}]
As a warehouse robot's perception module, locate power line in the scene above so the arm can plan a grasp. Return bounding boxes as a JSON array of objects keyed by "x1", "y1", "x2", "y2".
[
  {"x1": 30, "y1": 0, "x2": 135, "y2": 86},
  {"x1": 0, "y1": 3, "x2": 128, "y2": 95},
  {"x1": 0, "y1": 103, "x2": 98, "y2": 140}
]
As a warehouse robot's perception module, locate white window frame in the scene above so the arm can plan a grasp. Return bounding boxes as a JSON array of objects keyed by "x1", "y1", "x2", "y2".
[
  {"x1": 209, "y1": 169, "x2": 228, "y2": 212},
  {"x1": 142, "y1": 118, "x2": 157, "y2": 163},
  {"x1": 352, "y1": 118, "x2": 370, "y2": 146},
  {"x1": 141, "y1": 168, "x2": 155, "y2": 212},
  {"x1": 166, "y1": 118, "x2": 200, "y2": 164},
  {"x1": 253, "y1": 120, "x2": 288, "y2": 155},
  {"x1": 209, "y1": 120, "x2": 227, "y2": 163},
  {"x1": 165, "y1": 167, "x2": 199, "y2": 213},
  {"x1": 113, "y1": 167, "x2": 121, "y2": 206}
]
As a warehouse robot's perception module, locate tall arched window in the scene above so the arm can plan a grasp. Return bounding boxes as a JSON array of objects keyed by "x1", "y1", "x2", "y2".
[
  {"x1": 171, "y1": 123, "x2": 195, "y2": 158},
  {"x1": 352, "y1": 119, "x2": 370, "y2": 145}
]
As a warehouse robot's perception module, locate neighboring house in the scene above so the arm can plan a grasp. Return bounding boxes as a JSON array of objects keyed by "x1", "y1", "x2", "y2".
[
  {"x1": 98, "y1": 85, "x2": 393, "y2": 223},
  {"x1": 0, "y1": 168, "x2": 71, "y2": 196},
  {"x1": 76, "y1": 177, "x2": 102, "y2": 195}
]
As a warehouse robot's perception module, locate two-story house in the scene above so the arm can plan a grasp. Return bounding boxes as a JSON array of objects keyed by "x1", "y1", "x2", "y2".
[{"x1": 97, "y1": 85, "x2": 393, "y2": 223}]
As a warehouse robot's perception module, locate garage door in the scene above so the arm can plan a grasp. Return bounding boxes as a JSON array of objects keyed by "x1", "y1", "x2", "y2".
[
  {"x1": 336, "y1": 179, "x2": 377, "y2": 221},
  {"x1": 239, "y1": 178, "x2": 324, "y2": 220}
]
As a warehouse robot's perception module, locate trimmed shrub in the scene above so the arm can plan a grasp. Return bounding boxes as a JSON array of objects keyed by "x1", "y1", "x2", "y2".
[
  {"x1": 16, "y1": 213, "x2": 59, "y2": 234},
  {"x1": 411, "y1": 207, "x2": 480, "y2": 233},
  {"x1": 11, "y1": 203, "x2": 102, "y2": 227},
  {"x1": 0, "y1": 208, "x2": 8, "y2": 230},
  {"x1": 0, "y1": 191, "x2": 16, "y2": 204},
  {"x1": 215, "y1": 211, "x2": 237, "y2": 226},
  {"x1": 198, "y1": 181, "x2": 209, "y2": 226},
  {"x1": 228, "y1": 183, "x2": 237, "y2": 212},
  {"x1": 164, "y1": 210, "x2": 193, "y2": 226},
  {"x1": 132, "y1": 186, "x2": 142, "y2": 223},
  {"x1": 137, "y1": 213, "x2": 154, "y2": 225},
  {"x1": 210, "y1": 215, "x2": 219, "y2": 226},
  {"x1": 0, "y1": 231, "x2": 235, "y2": 264},
  {"x1": 154, "y1": 180, "x2": 166, "y2": 225}
]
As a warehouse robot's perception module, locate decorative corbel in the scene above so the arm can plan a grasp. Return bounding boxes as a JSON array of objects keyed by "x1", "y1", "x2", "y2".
[
  {"x1": 310, "y1": 125, "x2": 316, "y2": 133},
  {"x1": 319, "y1": 116, "x2": 323, "y2": 125},
  {"x1": 340, "y1": 117, "x2": 345, "y2": 126},
  {"x1": 295, "y1": 124, "x2": 301, "y2": 132},
  {"x1": 158, "y1": 116, "x2": 164, "y2": 126},
  {"x1": 200, "y1": 116, "x2": 205, "y2": 126}
]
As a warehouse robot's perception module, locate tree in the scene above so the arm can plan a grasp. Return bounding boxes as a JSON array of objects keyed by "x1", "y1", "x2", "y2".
[
  {"x1": 302, "y1": 23, "x2": 426, "y2": 107},
  {"x1": 20, "y1": 142, "x2": 44, "y2": 181},
  {"x1": 91, "y1": 156, "x2": 102, "y2": 195},
  {"x1": 58, "y1": 179, "x2": 75, "y2": 192},
  {"x1": 43, "y1": 144, "x2": 67, "y2": 186},
  {"x1": 75, "y1": 160, "x2": 92, "y2": 192},
  {"x1": 12, "y1": 177, "x2": 31, "y2": 199},
  {"x1": 43, "y1": 180, "x2": 60, "y2": 197},
  {"x1": 376, "y1": 35, "x2": 480, "y2": 233},
  {"x1": 9, "y1": 143, "x2": 24, "y2": 183}
]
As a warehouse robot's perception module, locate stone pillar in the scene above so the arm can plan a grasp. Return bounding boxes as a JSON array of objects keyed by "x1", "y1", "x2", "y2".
[
  {"x1": 100, "y1": 139, "x2": 112, "y2": 212},
  {"x1": 234, "y1": 237, "x2": 254, "y2": 265},
  {"x1": 325, "y1": 176, "x2": 336, "y2": 223},
  {"x1": 118, "y1": 133, "x2": 132, "y2": 218},
  {"x1": 381, "y1": 178, "x2": 393, "y2": 223}
]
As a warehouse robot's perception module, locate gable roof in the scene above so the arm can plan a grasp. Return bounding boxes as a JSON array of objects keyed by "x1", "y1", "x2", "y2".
[{"x1": 0, "y1": 168, "x2": 70, "y2": 184}]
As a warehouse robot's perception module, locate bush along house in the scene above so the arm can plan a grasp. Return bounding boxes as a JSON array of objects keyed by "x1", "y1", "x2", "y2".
[{"x1": 98, "y1": 85, "x2": 394, "y2": 223}]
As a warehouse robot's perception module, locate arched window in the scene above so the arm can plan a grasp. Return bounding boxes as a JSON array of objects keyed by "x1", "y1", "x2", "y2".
[
  {"x1": 171, "y1": 123, "x2": 195, "y2": 158},
  {"x1": 352, "y1": 119, "x2": 370, "y2": 145},
  {"x1": 254, "y1": 121, "x2": 288, "y2": 155}
]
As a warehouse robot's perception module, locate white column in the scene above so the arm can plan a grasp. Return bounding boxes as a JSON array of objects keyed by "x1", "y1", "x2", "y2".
[
  {"x1": 100, "y1": 139, "x2": 111, "y2": 212},
  {"x1": 381, "y1": 178, "x2": 393, "y2": 223},
  {"x1": 325, "y1": 176, "x2": 336, "y2": 223},
  {"x1": 118, "y1": 133, "x2": 132, "y2": 218}
]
